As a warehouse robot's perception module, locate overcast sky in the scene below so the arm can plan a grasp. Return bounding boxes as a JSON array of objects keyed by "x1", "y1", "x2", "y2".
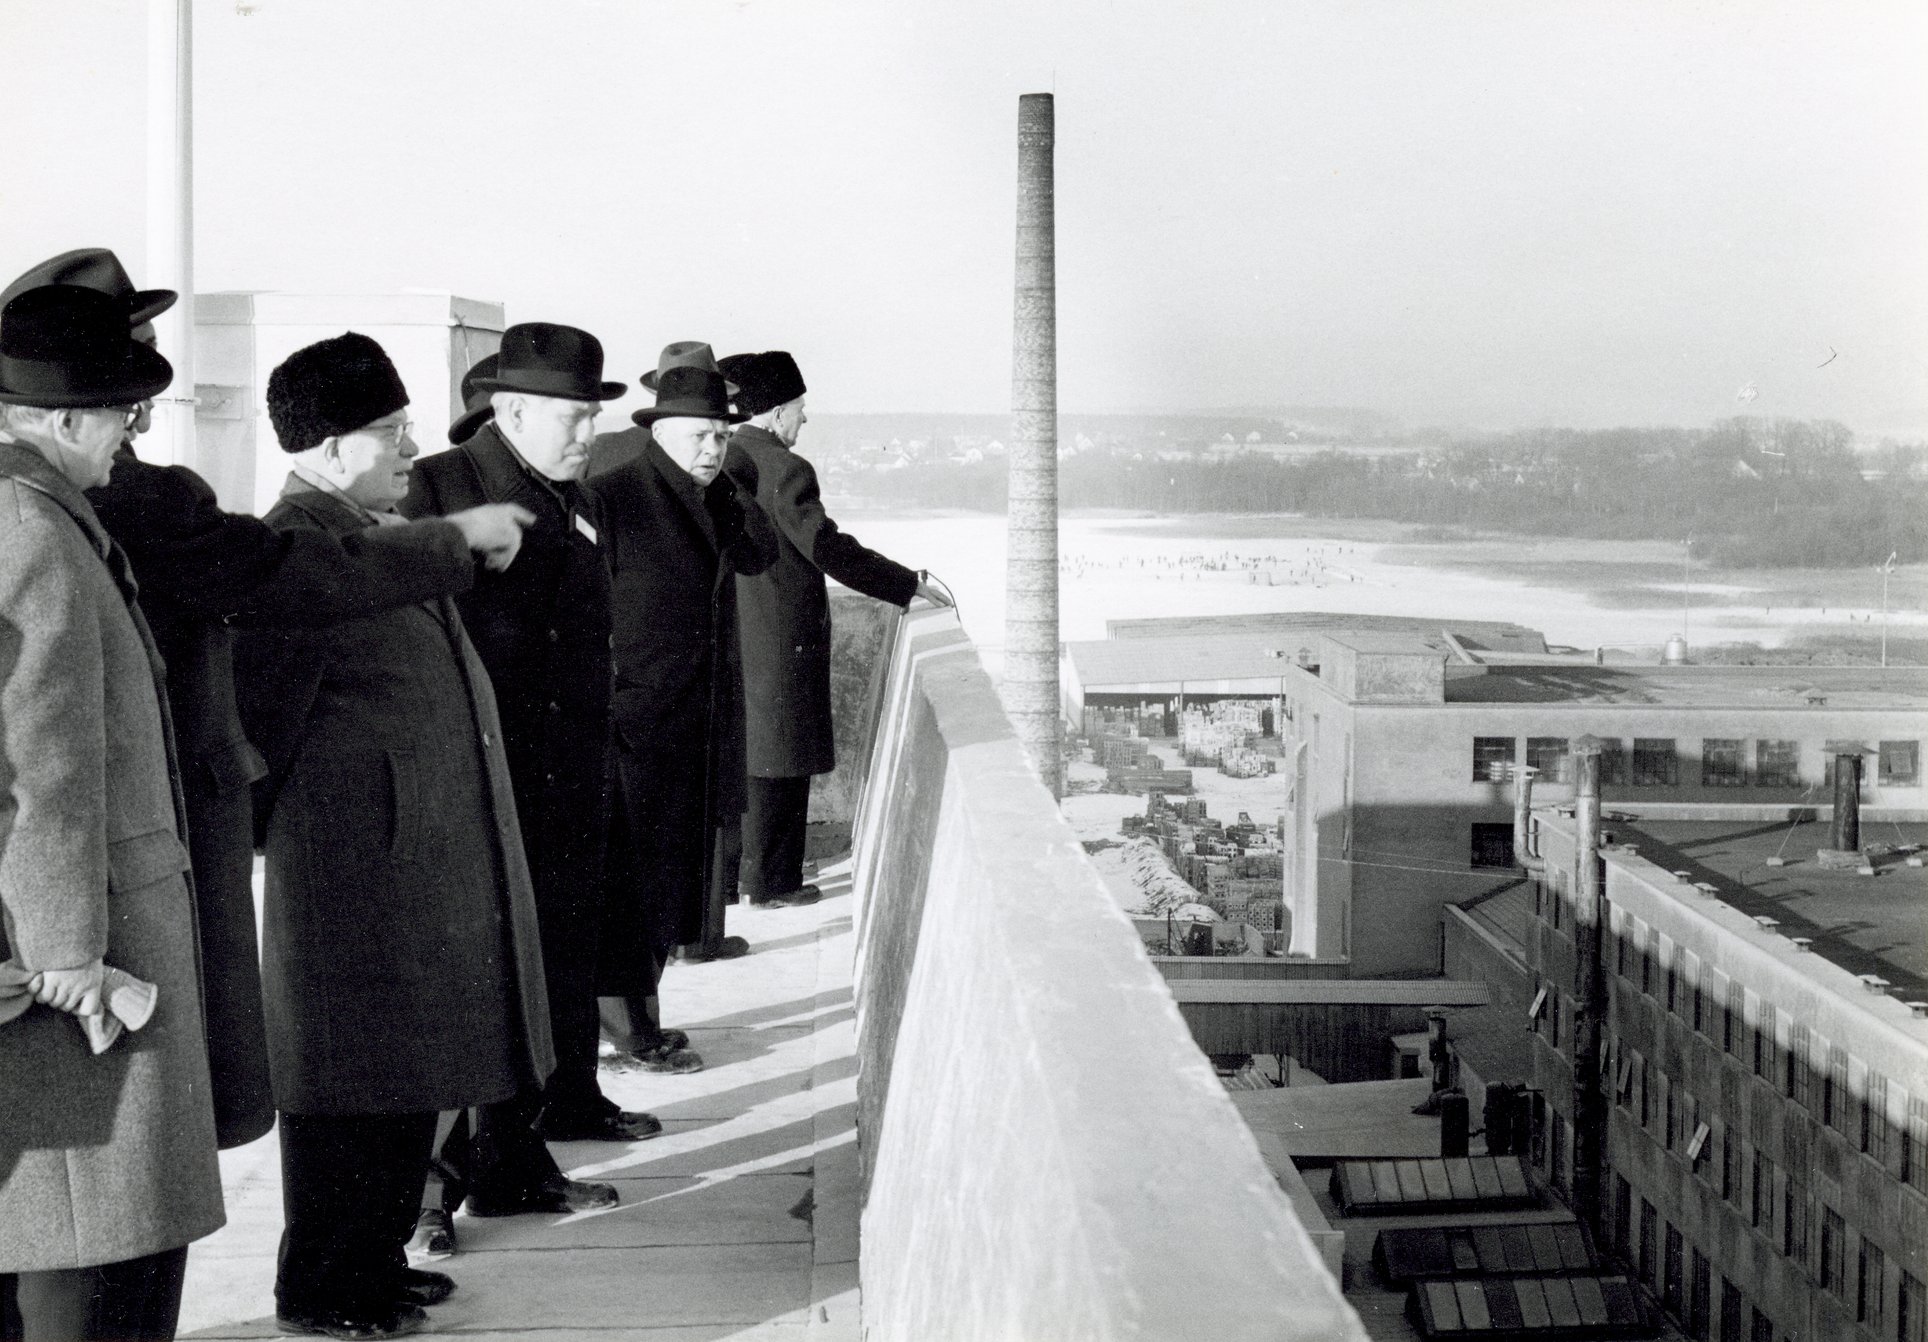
[{"x1": 4, "y1": 0, "x2": 1925, "y2": 432}]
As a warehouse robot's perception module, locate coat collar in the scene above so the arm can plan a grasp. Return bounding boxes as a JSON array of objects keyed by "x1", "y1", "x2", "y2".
[
  {"x1": 0, "y1": 439, "x2": 115, "y2": 559},
  {"x1": 274, "y1": 472, "x2": 379, "y2": 536},
  {"x1": 730, "y1": 423, "x2": 787, "y2": 456},
  {"x1": 466, "y1": 421, "x2": 580, "y2": 515},
  {"x1": 645, "y1": 436, "x2": 719, "y2": 552}
]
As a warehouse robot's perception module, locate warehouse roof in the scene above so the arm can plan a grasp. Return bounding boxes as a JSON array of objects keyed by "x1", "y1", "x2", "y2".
[
  {"x1": 1105, "y1": 612, "x2": 1548, "y2": 652},
  {"x1": 1445, "y1": 665, "x2": 1928, "y2": 708}
]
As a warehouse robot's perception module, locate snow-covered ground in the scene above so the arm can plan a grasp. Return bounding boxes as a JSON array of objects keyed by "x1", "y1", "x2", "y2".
[{"x1": 829, "y1": 509, "x2": 1926, "y2": 677}]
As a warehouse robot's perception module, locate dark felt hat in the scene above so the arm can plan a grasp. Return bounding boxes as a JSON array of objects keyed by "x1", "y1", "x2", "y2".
[
  {"x1": 449, "y1": 352, "x2": 499, "y2": 444},
  {"x1": 473, "y1": 322, "x2": 623, "y2": 402},
  {"x1": 0, "y1": 285, "x2": 174, "y2": 408},
  {"x1": 629, "y1": 365, "x2": 748, "y2": 426},
  {"x1": 266, "y1": 332, "x2": 410, "y2": 454},
  {"x1": 717, "y1": 351, "x2": 806, "y2": 418},
  {"x1": 640, "y1": 341, "x2": 739, "y2": 395},
  {"x1": 1, "y1": 248, "x2": 177, "y2": 329}
]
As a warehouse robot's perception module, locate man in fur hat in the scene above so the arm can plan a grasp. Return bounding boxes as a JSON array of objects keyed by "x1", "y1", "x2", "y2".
[{"x1": 235, "y1": 332, "x2": 562, "y2": 1339}]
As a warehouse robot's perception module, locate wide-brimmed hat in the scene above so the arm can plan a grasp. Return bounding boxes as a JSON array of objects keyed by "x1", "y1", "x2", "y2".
[
  {"x1": 1, "y1": 248, "x2": 177, "y2": 329},
  {"x1": 640, "y1": 341, "x2": 739, "y2": 395},
  {"x1": 266, "y1": 332, "x2": 410, "y2": 454},
  {"x1": 629, "y1": 365, "x2": 748, "y2": 426},
  {"x1": 717, "y1": 351, "x2": 806, "y2": 418},
  {"x1": 473, "y1": 322, "x2": 623, "y2": 402},
  {"x1": 0, "y1": 285, "x2": 174, "y2": 408},
  {"x1": 449, "y1": 352, "x2": 499, "y2": 444}
]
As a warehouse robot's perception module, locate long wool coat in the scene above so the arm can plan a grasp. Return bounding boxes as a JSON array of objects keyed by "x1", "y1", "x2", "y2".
[
  {"x1": 401, "y1": 426, "x2": 614, "y2": 937},
  {"x1": 723, "y1": 426, "x2": 919, "y2": 779},
  {"x1": 0, "y1": 442, "x2": 225, "y2": 1271},
  {"x1": 587, "y1": 430, "x2": 777, "y2": 963},
  {"x1": 234, "y1": 478, "x2": 553, "y2": 1116},
  {"x1": 87, "y1": 448, "x2": 475, "y2": 1148}
]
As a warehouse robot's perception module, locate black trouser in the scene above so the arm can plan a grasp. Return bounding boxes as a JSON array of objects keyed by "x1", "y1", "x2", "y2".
[
  {"x1": 277, "y1": 1111, "x2": 437, "y2": 1319},
  {"x1": 740, "y1": 775, "x2": 812, "y2": 901},
  {"x1": 423, "y1": 1089, "x2": 563, "y2": 1213},
  {"x1": 0, "y1": 1246, "x2": 188, "y2": 1342}
]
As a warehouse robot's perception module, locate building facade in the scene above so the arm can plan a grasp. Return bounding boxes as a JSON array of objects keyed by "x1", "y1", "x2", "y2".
[{"x1": 1522, "y1": 812, "x2": 1928, "y2": 1342}]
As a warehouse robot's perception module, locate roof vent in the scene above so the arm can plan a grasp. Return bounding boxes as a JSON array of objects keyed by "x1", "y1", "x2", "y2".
[
  {"x1": 1908, "y1": 1002, "x2": 1928, "y2": 1019},
  {"x1": 1858, "y1": 975, "x2": 1892, "y2": 994},
  {"x1": 1672, "y1": 870, "x2": 1693, "y2": 883},
  {"x1": 1692, "y1": 881, "x2": 1719, "y2": 897},
  {"x1": 1752, "y1": 915, "x2": 1780, "y2": 931},
  {"x1": 1788, "y1": 937, "x2": 1814, "y2": 952}
]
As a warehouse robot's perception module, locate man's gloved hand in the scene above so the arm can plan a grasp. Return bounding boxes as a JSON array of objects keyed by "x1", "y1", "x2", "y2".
[
  {"x1": 30, "y1": 958, "x2": 106, "y2": 1017},
  {"x1": 446, "y1": 503, "x2": 536, "y2": 572},
  {"x1": 914, "y1": 574, "x2": 954, "y2": 608}
]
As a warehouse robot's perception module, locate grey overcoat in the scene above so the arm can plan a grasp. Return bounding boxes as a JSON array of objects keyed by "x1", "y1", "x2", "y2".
[
  {"x1": 0, "y1": 441, "x2": 225, "y2": 1271},
  {"x1": 234, "y1": 477, "x2": 554, "y2": 1115}
]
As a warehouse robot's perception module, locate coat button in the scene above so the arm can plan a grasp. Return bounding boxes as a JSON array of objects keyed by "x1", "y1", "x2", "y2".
[
  {"x1": 547, "y1": 628, "x2": 559, "y2": 643},
  {"x1": 548, "y1": 701, "x2": 561, "y2": 714},
  {"x1": 482, "y1": 732, "x2": 493, "y2": 747}
]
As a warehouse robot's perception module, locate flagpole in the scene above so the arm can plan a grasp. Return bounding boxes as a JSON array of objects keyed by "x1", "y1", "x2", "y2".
[{"x1": 1879, "y1": 551, "x2": 1895, "y2": 669}]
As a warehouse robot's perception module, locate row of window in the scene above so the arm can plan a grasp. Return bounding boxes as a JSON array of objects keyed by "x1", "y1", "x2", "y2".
[
  {"x1": 1472, "y1": 735, "x2": 1922, "y2": 787},
  {"x1": 1606, "y1": 917, "x2": 1927, "y2": 1193},
  {"x1": 1612, "y1": 1175, "x2": 1926, "y2": 1342}
]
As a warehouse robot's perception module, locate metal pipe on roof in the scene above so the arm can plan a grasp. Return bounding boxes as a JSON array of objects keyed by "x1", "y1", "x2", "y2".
[{"x1": 1512, "y1": 764, "x2": 1546, "y2": 876}]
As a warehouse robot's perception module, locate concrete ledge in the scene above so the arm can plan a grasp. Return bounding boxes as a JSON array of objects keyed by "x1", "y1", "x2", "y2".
[{"x1": 849, "y1": 609, "x2": 1367, "y2": 1341}]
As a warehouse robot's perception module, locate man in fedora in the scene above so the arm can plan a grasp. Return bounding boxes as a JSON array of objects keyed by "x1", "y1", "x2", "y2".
[
  {"x1": 585, "y1": 349, "x2": 777, "y2": 1066},
  {"x1": 234, "y1": 332, "x2": 559, "y2": 1339},
  {"x1": 717, "y1": 351, "x2": 949, "y2": 908},
  {"x1": 403, "y1": 323, "x2": 659, "y2": 1156},
  {"x1": 0, "y1": 249, "x2": 532, "y2": 1154},
  {"x1": 0, "y1": 284, "x2": 223, "y2": 1341},
  {"x1": 585, "y1": 342, "x2": 735, "y2": 479}
]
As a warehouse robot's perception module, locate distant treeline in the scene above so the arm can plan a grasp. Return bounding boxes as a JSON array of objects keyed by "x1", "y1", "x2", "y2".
[{"x1": 833, "y1": 418, "x2": 1927, "y2": 568}]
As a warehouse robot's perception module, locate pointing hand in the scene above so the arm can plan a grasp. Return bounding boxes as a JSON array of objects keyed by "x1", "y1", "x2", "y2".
[{"x1": 448, "y1": 504, "x2": 536, "y2": 571}]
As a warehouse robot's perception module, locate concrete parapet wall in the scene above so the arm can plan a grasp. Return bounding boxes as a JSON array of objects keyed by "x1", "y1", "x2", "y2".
[{"x1": 849, "y1": 608, "x2": 1367, "y2": 1341}]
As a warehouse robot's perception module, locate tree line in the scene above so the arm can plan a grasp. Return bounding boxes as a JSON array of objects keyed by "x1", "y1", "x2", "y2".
[{"x1": 832, "y1": 418, "x2": 1927, "y2": 568}]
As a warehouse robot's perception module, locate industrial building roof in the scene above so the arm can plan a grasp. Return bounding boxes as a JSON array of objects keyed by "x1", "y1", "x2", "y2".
[
  {"x1": 1067, "y1": 634, "x2": 1314, "y2": 691},
  {"x1": 1105, "y1": 612, "x2": 1549, "y2": 652},
  {"x1": 1615, "y1": 818, "x2": 1928, "y2": 992},
  {"x1": 1444, "y1": 665, "x2": 1928, "y2": 708}
]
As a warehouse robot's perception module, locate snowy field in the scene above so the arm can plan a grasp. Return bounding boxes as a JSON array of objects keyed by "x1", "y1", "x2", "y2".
[{"x1": 829, "y1": 508, "x2": 1926, "y2": 676}]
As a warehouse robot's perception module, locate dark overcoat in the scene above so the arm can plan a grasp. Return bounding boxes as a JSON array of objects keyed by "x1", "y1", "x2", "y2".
[
  {"x1": 86, "y1": 448, "x2": 474, "y2": 1148},
  {"x1": 587, "y1": 429, "x2": 778, "y2": 962},
  {"x1": 400, "y1": 425, "x2": 613, "y2": 916},
  {"x1": 234, "y1": 478, "x2": 553, "y2": 1115},
  {"x1": 0, "y1": 443, "x2": 224, "y2": 1270},
  {"x1": 723, "y1": 426, "x2": 919, "y2": 779}
]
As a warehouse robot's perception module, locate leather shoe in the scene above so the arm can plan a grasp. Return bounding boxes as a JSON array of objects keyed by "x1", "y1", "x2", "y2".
[
  {"x1": 626, "y1": 1041, "x2": 704, "y2": 1074},
  {"x1": 466, "y1": 1174, "x2": 620, "y2": 1216},
  {"x1": 536, "y1": 1105, "x2": 663, "y2": 1142},
  {"x1": 393, "y1": 1268, "x2": 455, "y2": 1307},
  {"x1": 276, "y1": 1303, "x2": 426, "y2": 1339},
  {"x1": 405, "y1": 1208, "x2": 455, "y2": 1260},
  {"x1": 673, "y1": 935, "x2": 751, "y2": 962},
  {"x1": 750, "y1": 884, "x2": 822, "y2": 908}
]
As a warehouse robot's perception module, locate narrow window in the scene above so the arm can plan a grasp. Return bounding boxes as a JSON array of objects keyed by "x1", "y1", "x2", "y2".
[
  {"x1": 1469, "y1": 822, "x2": 1514, "y2": 868},
  {"x1": 1598, "y1": 739, "x2": 1627, "y2": 785},
  {"x1": 1639, "y1": 1199, "x2": 1658, "y2": 1285},
  {"x1": 1664, "y1": 1223, "x2": 1685, "y2": 1317},
  {"x1": 1783, "y1": 1177, "x2": 1808, "y2": 1263},
  {"x1": 1691, "y1": 1249, "x2": 1712, "y2": 1341},
  {"x1": 1903, "y1": 1271, "x2": 1925, "y2": 1342},
  {"x1": 1750, "y1": 1149, "x2": 1769, "y2": 1230},
  {"x1": 1863, "y1": 1074, "x2": 1889, "y2": 1162},
  {"x1": 1786, "y1": 1023, "x2": 1810, "y2": 1107},
  {"x1": 1860, "y1": 1237, "x2": 1885, "y2": 1329},
  {"x1": 1725, "y1": 981, "x2": 1744, "y2": 1054},
  {"x1": 1821, "y1": 1207, "x2": 1846, "y2": 1296},
  {"x1": 1722, "y1": 1129, "x2": 1742, "y2": 1204}
]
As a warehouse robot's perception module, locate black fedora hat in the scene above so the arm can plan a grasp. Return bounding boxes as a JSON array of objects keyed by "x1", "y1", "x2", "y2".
[
  {"x1": 1, "y1": 248, "x2": 177, "y2": 329},
  {"x1": 0, "y1": 285, "x2": 174, "y2": 408},
  {"x1": 630, "y1": 366, "x2": 748, "y2": 426},
  {"x1": 449, "y1": 352, "x2": 499, "y2": 444},
  {"x1": 640, "y1": 341, "x2": 739, "y2": 395},
  {"x1": 472, "y1": 322, "x2": 624, "y2": 402}
]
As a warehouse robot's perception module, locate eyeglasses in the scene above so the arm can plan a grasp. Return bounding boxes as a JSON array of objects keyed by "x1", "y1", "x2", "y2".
[{"x1": 359, "y1": 419, "x2": 415, "y2": 447}]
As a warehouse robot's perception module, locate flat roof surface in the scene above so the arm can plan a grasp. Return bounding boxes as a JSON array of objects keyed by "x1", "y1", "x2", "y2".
[
  {"x1": 1445, "y1": 664, "x2": 1928, "y2": 707},
  {"x1": 1106, "y1": 612, "x2": 1549, "y2": 653},
  {"x1": 1616, "y1": 818, "x2": 1928, "y2": 992},
  {"x1": 1232, "y1": 1077, "x2": 1447, "y2": 1160}
]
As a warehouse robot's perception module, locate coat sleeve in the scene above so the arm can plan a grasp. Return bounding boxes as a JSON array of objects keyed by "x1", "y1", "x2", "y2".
[
  {"x1": 759, "y1": 449, "x2": 919, "y2": 606},
  {"x1": 0, "y1": 498, "x2": 109, "y2": 970},
  {"x1": 91, "y1": 457, "x2": 474, "y2": 627}
]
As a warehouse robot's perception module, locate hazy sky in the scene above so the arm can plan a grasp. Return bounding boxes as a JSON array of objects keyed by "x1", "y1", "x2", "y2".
[{"x1": 4, "y1": 1, "x2": 1925, "y2": 432}]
